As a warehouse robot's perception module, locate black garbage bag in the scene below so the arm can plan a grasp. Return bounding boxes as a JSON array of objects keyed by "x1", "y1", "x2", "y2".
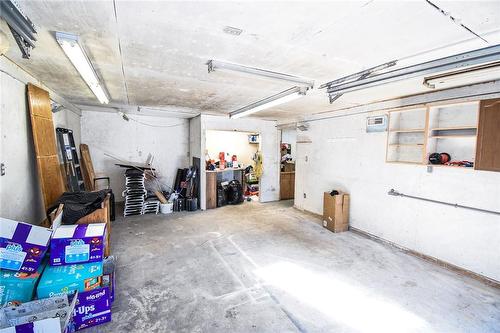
[
  {"x1": 46, "y1": 189, "x2": 112, "y2": 225},
  {"x1": 226, "y1": 180, "x2": 244, "y2": 205}
]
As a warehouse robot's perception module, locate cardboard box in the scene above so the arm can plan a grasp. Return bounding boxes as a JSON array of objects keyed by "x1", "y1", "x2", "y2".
[
  {"x1": 37, "y1": 262, "x2": 103, "y2": 299},
  {"x1": 0, "y1": 218, "x2": 52, "y2": 273},
  {"x1": 0, "y1": 293, "x2": 77, "y2": 333},
  {"x1": 323, "y1": 192, "x2": 350, "y2": 233},
  {"x1": 73, "y1": 287, "x2": 111, "y2": 331},
  {"x1": 102, "y1": 256, "x2": 116, "y2": 303},
  {"x1": 0, "y1": 317, "x2": 61, "y2": 333},
  {"x1": 50, "y1": 224, "x2": 106, "y2": 266},
  {"x1": 0, "y1": 259, "x2": 46, "y2": 306}
]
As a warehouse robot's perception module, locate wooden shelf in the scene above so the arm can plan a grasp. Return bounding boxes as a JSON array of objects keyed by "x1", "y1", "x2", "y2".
[
  {"x1": 431, "y1": 135, "x2": 476, "y2": 139},
  {"x1": 386, "y1": 160, "x2": 424, "y2": 165},
  {"x1": 427, "y1": 164, "x2": 474, "y2": 169},
  {"x1": 389, "y1": 129, "x2": 425, "y2": 133},
  {"x1": 430, "y1": 126, "x2": 477, "y2": 131},
  {"x1": 389, "y1": 144, "x2": 424, "y2": 147}
]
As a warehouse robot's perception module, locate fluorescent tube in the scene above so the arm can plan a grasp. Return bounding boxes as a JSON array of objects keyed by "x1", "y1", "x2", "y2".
[
  {"x1": 424, "y1": 62, "x2": 500, "y2": 89},
  {"x1": 230, "y1": 87, "x2": 307, "y2": 119},
  {"x1": 55, "y1": 32, "x2": 109, "y2": 104}
]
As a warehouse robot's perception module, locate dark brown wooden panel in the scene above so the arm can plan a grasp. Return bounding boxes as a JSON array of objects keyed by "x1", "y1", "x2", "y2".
[
  {"x1": 475, "y1": 98, "x2": 500, "y2": 172},
  {"x1": 280, "y1": 172, "x2": 295, "y2": 200}
]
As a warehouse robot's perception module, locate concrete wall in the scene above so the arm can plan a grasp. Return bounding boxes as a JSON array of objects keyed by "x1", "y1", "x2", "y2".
[
  {"x1": 199, "y1": 115, "x2": 280, "y2": 210},
  {"x1": 206, "y1": 130, "x2": 258, "y2": 167},
  {"x1": 0, "y1": 58, "x2": 81, "y2": 224},
  {"x1": 294, "y1": 107, "x2": 500, "y2": 281},
  {"x1": 80, "y1": 111, "x2": 189, "y2": 201}
]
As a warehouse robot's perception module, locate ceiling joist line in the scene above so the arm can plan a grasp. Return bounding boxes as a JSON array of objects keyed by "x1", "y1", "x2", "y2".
[
  {"x1": 425, "y1": 0, "x2": 488, "y2": 44},
  {"x1": 113, "y1": 0, "x2": 129, "y2": 105}
]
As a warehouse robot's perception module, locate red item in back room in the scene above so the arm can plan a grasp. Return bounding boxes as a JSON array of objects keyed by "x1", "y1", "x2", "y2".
[
  {"x1": 232, "y1": 155, "x2": 237, "y2": 161},
  {"x1": 219, "y1": 152, "x2": 226, "y2": 169}
]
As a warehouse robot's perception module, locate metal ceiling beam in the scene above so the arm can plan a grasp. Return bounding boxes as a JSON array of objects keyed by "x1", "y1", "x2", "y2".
[
  {"x1": 324, "y1": 44, "x2": 500, "y2": 96},
  {"x1": 207, "y1": 60, "x2": 315, "y2": 88},
  {"x1": 0, "y1": 0, "x2": 37, "y2": 58}
]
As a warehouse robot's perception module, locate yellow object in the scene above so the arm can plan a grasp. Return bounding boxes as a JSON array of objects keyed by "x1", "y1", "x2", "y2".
[{"x1": 254, "y1": 151, "x2": 263, "y2": 178}]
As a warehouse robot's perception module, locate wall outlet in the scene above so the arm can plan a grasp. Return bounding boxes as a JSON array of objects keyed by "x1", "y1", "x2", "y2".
[
  {"x1": 0, "y1": 163, "x2": 5, "y2": 176},
  {"x1": 303, "y1": 193, "x2": 306, "y2": 198}
]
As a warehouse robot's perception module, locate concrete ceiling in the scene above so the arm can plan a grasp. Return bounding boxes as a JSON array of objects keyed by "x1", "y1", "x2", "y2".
[{"x1": 3, "y1": 0, "x2": 500, "y2": 121}]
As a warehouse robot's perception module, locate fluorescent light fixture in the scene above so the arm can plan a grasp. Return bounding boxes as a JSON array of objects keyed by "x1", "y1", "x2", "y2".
[
  {"x1": 208, "y1": 60, "x2": 314, "y2": 88},
  {"x1": 55, "y1": 32, "x2": 109, "y2": 104},
  {"x1": 423, "y1": 62, "x2": 500, "y2": 89},
  {"x1": 230, "y1": 87, "x2": 307, "y2": 119}
]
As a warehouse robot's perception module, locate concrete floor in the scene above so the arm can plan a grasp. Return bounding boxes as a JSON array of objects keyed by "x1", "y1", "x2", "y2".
[{"x1": 90, "y1": 200, "x2": 500, "y2": 333}]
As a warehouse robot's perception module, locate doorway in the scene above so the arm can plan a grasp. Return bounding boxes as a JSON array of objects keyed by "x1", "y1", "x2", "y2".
[
  {"x1": 204, "y1": 130, "x2": 262, "y2": 209},
  {"x1": 280, "y1": 127, "x2": 297, "y2": 200}
]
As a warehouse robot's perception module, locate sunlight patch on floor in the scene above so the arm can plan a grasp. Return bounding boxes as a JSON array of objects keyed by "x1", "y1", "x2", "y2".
[{"x1": 255, "y1": 262, "x2": 430, "y2": 333}]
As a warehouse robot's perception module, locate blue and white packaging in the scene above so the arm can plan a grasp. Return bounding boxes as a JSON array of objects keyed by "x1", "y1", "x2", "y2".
[
  {"x1": 0, "y1": 218, "x2": 52, "y2": 273},
  {"x1": 37, "y1": 262, "x2": 103, "y2": 299},
  {"x1": 50, "y1": 223, "x2": 106, "y2": 266}
]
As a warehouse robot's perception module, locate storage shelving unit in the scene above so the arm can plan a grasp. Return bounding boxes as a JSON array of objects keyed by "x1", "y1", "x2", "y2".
[
  {"x1": 386, "y1": 108, "x2": 428, "y2": 164},
  {"x1": 426, "y1": 102, "x2": 478, "y2": 168},
  {"x1": 385, "y1": 102, "x2": 479, "y2": 168}
]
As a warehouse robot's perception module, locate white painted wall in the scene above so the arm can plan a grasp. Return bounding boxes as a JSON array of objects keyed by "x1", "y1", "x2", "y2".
[
  {"x1": 198, "y1": 115, "x2": 280, "y2": 210},
  {"x1": 80, "y1": 111, "x2": 189, "y2": 201},
  {"x1": 281, "y1": 127, "x2": 297, "y2": 161},
  {"x1": 295, "y1": 108, "x2": 500, "y2": 281},
  {"x1": 189, "y1": 115, "x2": 201, "y2": 162},
  {"x1": 0, "y1": 58, "x2": 81, "y2": 224},
  {"x1": 206, "y1": 130, "x2": 258, "y2": 167}
]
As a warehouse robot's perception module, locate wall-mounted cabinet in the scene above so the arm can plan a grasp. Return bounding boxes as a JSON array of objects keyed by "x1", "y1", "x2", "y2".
[
  {"x1": 386, "y1": 108, "x2": 428, "y2": 164},
  {"x1": 386, "y1": 99, "x2": 500, "y2": 171},
  {"x1": 426, "y1": 102, "x2": 478, "y2": 167}
]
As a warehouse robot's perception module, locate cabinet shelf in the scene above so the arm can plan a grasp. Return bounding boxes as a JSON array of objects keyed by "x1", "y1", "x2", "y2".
[
  {"x1": 388, "y1": 144, "x2": 424, "y2": 147},
  {"x1": 430, "y1": 135, "x2": 476, "y2": 139},
  {"x1": 430, "y1": 126, "x2": 477, "y2": 131},
  {"x1": 427, "y1": 164, "x2": 474, "y2": 169},
  {"x1": 389, "y1": 129, "x2": 425, "y2": 133}
]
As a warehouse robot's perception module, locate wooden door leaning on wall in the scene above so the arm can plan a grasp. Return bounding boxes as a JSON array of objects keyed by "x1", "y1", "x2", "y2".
[{"x1": 27, "y1": 83, "x2": 65, "y2": 211}]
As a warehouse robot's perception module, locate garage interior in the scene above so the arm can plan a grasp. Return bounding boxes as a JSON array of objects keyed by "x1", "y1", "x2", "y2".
[{"x1": 0, "y1": 1, "x2": 499, "y2": 332}]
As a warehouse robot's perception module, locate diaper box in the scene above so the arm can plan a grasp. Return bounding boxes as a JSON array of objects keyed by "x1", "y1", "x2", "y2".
[
  {"x1": 37, "y1": 262, "x2": 103, "y2": 299},
  {"x1": 0, "y1": 260, "x2": 46, "y2": 306},
  {"x1": 0, "y1": 218, "x2": 52, "y2": 273},
  {"x1": 73, "y1": 287, "x2": 111, "y2": 331},
  {"x1": 50, "y1": 223, "x2": 106, "y2": 266},
  {"x1": 0, "y1": 293, "x2": 77, "y2": 333}
]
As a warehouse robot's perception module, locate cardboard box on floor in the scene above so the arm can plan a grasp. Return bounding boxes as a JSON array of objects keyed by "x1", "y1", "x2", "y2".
[{"x1": 323, "y1": 192, "x2": 350, "y2": 233}]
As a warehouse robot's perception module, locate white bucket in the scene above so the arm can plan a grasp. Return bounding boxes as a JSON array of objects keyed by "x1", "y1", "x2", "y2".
[{"x1": 160, "y1": 203, "x2": 173, "y2": 214}]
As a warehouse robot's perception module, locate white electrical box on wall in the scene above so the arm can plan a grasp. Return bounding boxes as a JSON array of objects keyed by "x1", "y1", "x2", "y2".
[{"x1": 366, "y1": 115, "x2": 388, "y2": 133}]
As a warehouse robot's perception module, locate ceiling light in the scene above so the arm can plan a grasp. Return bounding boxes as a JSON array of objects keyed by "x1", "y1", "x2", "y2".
[
  {"x1": 230, "y1": 87, "x2": 307, "y2": 119},
  {"x1": 207, "y1": 60, "x2": 314, "y2": 88},
  {"x1": 55, "y1": 32, "x2": 109, "y2": 104},
  {"x1": 423, "y1": 62, "x2": 500, "y2": 89}
]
